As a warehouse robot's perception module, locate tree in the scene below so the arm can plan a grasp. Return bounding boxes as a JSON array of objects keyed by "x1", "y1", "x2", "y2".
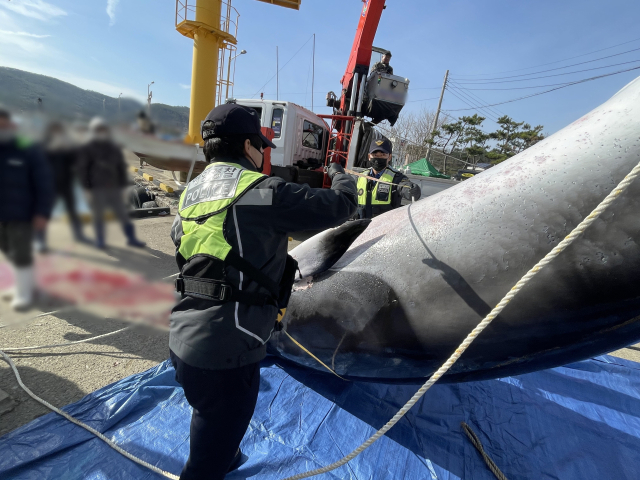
[
  {"x1": 517, "y1": 123, "x2": 545, "y2": 152},
  {"x1": 426, "y1": 112, "x2": 545, "y2": 167},
  {"x1": 491, "y1": 115, "x2": 524, "y2": 156}
]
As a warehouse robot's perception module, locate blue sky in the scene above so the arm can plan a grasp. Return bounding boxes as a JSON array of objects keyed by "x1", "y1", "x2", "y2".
[{"x1": 1, "y1": 0, "x2": 639, "y2": 134}]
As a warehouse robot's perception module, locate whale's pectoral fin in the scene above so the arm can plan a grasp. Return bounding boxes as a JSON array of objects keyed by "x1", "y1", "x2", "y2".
[{"x1": 290, "y1": 219, "x2": 371, "y2": 279}]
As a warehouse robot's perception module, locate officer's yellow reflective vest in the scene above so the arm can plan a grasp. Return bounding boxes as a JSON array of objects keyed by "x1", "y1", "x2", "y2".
[
  {"x1": 357, "y1": 169, "x2": 394, "y2": 206},
  {"x1": 178, "y1": 162, "x2": 266, "y2": 262}
]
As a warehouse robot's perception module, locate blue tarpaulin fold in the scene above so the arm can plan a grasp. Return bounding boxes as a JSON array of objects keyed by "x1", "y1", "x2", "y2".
[{"x1": 1, "y1": 355, "x2": 640, "y2": 479}]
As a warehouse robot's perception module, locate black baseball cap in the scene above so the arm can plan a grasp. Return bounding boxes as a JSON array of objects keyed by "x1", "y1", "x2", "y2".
[
  {"x1": 202, "y1": 103, "x2": 276, "y2": 149},
  {"x1": 369, "y1": 137, "x2": 392, "y2": 154}
]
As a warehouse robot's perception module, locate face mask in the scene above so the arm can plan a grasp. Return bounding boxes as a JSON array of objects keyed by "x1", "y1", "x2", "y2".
[
  {"x1": 369, "y1": 157, "x2": 387, "y2": 171},
  {"x1": 248, "y1": 143, "x2": 264, "y2": 173},
  {"x1": 0, "y1": 129, "x2": 15, "y2": 144}
]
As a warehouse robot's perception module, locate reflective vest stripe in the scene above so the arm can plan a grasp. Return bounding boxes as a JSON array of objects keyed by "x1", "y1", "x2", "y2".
[
  {"x1": 177, "y1": 162, "x2": 266, "y2": 262},
  {"x1": 357, "y1": 170, "x2": 395, "y2": 206}
]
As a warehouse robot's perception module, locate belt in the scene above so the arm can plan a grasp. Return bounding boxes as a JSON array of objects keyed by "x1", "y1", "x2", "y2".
[{"x1": 175, "y1": 276, "x2": 277, "y2": 307}]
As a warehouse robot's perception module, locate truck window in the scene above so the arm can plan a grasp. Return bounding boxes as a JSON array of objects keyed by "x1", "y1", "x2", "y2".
[
  {"x1": 302, "y1": 120, "x2": 323, "y2": 150},
  {"x1": 271, "y1": 108, "x2": 284, "y2": 138}
]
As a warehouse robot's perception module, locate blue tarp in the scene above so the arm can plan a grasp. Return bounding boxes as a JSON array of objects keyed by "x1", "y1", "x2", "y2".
[{"x1": 2, "y1": 355, "x2": 640, "y2": 479}]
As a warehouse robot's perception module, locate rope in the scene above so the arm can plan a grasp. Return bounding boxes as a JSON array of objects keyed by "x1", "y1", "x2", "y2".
[
  {"x1": 461, "y1": 422, "x2": 509, "y2": 480},
  {"x1": 345, "y1": 168, "x2": 403, "y2": 186},
  {"x1": 283, "y1": 330, "x2": 348, "y2": 381},
  {"x1": 0, "y1": 350, "x2": 179, "y2": 480},
  {"x1": 0, "y1": 326, "x2": 131, "y2": 352},
  {"x1": 280, "y1": 159, "x2": 640, "y2": 480}
]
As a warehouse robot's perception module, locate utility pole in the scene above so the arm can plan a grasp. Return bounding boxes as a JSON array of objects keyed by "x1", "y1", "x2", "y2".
[
  {"x1": 118, "y1": 93, "x2": 122, "y2": 115},
  {"x1": 311, "y1": 33, "x2": 315, "y2": 111},
  {"x1": 103, "y1": 98, "x2": 105, "y2": 112},
  {"x1": 426, "y1": 69, "x2": 449, "y2": 163},
  {"x1": 276, "y1": 46, "x2": 279, "y2": 101}
]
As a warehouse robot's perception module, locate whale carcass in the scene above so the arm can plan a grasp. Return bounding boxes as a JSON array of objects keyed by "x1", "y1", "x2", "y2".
[{"x1": 269, "y1": 76, "x2": 640, "y2": 382}]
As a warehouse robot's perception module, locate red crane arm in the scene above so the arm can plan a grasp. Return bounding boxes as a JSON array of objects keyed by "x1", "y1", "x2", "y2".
[{"x1": 339, "y1": 0, "x2": 385, "y2": 112}]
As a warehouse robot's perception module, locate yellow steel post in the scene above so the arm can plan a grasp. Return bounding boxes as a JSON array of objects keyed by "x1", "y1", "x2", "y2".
[
  {"x1": 188, "y1": 0, "x2": 221, "y2": 144},
  {"x1": 176, "y1": 0, "x2": 300, "y2": 145}
]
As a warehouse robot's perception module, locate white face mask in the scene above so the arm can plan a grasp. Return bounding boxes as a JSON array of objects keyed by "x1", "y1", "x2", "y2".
[{"x1": 0, "y1": 129, "x2": 15, "y2": 143}]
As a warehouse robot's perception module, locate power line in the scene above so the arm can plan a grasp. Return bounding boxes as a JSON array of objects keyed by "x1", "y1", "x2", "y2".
[
  {"x1": 453, "y1": 39, "x2": 640, "y2": 77},
  {"x1": 450, "y1": 79, "x2": 595, "y2": 91},
  {"x1": 449, "y1": 82, "x2": 508, "y2": 117},
  {"x1": 451, "y1": 58, "x2": 640, "y2": 85},
  {"x1": 251, "y1": 34, "x2": 315, "y2": 98},
  {"x1": 451, "y1": 46, "x2": 640, "y2": 82},
  {"x1": 445, "y1": 87, "x2": 499, "y2": 122},
  {"x1": 444, "y1": 65, "x2": 640, "y2": 111},
  {"x1": 447, "y1": 82, "x2": 505, "y2": 118},
  {"x1": 406, "y1": 96, "x2": 440, "y2": 103}
]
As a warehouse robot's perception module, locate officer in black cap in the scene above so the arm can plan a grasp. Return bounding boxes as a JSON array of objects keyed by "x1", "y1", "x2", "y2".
[
  {"x1": 169, "y1": 103, "x2": 357, "y2": 480},
  {"x1": 356, "y1": 136, "x2": 421, "y2": 219}
]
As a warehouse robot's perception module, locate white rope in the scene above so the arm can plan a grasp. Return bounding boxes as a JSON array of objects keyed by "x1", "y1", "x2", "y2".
[
  {"x1": 0, "y1": 326, "x2": 131, "y2": 352},
  {"x1": 281, "y1": 160, "x2": 640, "y2": 480},
  {"x1": 0, "y1": 350, "x2": 179, "y2": 480}
]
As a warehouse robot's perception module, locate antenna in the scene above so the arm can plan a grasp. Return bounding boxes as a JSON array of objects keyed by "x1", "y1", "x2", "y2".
[
  {"x1": 276, "y1": 46, "x2": 279, "y2": 101},
  {"x1": 312, "y1": 33, "x2": 315, "y2": 111}
]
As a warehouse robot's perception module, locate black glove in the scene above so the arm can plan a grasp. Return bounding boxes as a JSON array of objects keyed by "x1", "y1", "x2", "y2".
[
  {"x1": 402, "y1": 183, "x2": 421, "y2": 201},
  {"x1": 327, "y1": 162, "x2": 345, "y2": 180}
]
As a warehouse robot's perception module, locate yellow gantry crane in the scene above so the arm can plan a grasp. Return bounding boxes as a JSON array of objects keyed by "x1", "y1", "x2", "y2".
[{"x1": 175, "y1": 0, "x2": 301, "y2": 145}]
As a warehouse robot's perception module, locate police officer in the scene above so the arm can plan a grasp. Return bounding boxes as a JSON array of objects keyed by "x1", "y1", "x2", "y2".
[
  {"x1": 0, "y1": 107, "x2": 54, "y2": 310},
  {"x1": 356, "y1": 137, "x2": 421, "y2": 219},
  {"x1": 169, "y1": 103, "x2": 357, "y2": 480},
  {"x1": 371, "y1": 51, "x2": 393, "y2": 75}
]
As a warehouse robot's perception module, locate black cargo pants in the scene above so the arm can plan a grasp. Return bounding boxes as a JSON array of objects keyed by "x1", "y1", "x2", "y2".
[{"x1": 169, "y1": 350, "x2": 260, "y2": 480}]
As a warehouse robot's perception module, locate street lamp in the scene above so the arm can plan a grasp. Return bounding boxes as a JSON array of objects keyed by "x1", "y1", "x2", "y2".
[
  {"x1": 147, "y1": 81, "x2": 154, "y2": 115},
  {"x1": 226, "y1": 49, "x2": 246, "y2": 101}
]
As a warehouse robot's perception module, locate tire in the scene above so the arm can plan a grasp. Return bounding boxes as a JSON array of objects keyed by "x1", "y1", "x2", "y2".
[{"x1": 130, "y1": 186, "x2": 153, "y2": 209}]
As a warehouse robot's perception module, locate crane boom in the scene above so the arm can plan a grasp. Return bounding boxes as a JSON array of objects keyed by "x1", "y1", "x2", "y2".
[{"x1": 339, "y1": 0, "x2": 386, "y2": 115}]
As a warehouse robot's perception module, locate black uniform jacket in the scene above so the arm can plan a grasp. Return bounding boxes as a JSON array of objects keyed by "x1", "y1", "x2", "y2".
[
  {"x1": 356, "y1": 166, "x2": 420, "y2": 219},
  {"x1": 0, "y1": 138, "x2": 54, "y2": 222},
  {"x1": 169, "y1": 157, "x2": 357, "y2": 370}
]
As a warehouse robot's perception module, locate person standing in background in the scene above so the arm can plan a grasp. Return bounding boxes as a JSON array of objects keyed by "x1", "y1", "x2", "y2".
[
  {"x1": 0, "y1": 107, "x2": 54, "y2": 310},
  {"x1": 76, "y1": 117, "x2": 145, "y2": 250},
  {"x1": 36, "y1": 121, "x2": 89, "y2": 250}
]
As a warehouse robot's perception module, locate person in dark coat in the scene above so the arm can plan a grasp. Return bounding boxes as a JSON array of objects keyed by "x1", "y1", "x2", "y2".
[
  {"x1": 371, "y1": 51, "x2": 393, "y2": 75},
  {"x1": 169, "y1": 104, "x2": 357, "y2": 479},
  {"x1": 356, "y1": 137, "x2": 421, "y2": 219},
  {"x1": 76, "y1": 117, "x2": 145, "y2": 249},
  {"x1": 0, "y1": 107, "x2": 54, "y2": 310},
  {"x1": 39, "y1": 122, "x2": 88, "y2": 247}
]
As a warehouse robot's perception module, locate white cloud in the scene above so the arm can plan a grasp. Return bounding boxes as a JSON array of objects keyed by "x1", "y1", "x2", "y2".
[
  {"x1": 0, "y1": 30, "x2": 51, "y2": 38},
  {"x1": 0, "y1": 30, "x2": 49, "y2": 53},
  {"x1": 179, "y1": 83, "x2": 191, "y2": 89},
  {"x1": 106, "y1": 0, "x2": 120, "y2": 26},
  {"x1": 0, "y1": 0, "x2": 67, "y2": 22}
]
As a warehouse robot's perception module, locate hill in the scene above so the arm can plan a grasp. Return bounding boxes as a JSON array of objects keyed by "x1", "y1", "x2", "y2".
[{"x1": 0, "y1": 67, "x2": 189, "y2": 133}]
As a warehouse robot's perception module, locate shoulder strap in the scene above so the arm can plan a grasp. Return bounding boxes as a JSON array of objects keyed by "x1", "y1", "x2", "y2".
[{"x1": 225, "y1": 250, "x2": 280, "y2": 299}]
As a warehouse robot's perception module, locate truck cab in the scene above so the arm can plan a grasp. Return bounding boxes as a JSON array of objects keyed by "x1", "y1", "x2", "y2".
[{"x1": 232, "y1": 99, "x2": 327, "y2": 167}]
